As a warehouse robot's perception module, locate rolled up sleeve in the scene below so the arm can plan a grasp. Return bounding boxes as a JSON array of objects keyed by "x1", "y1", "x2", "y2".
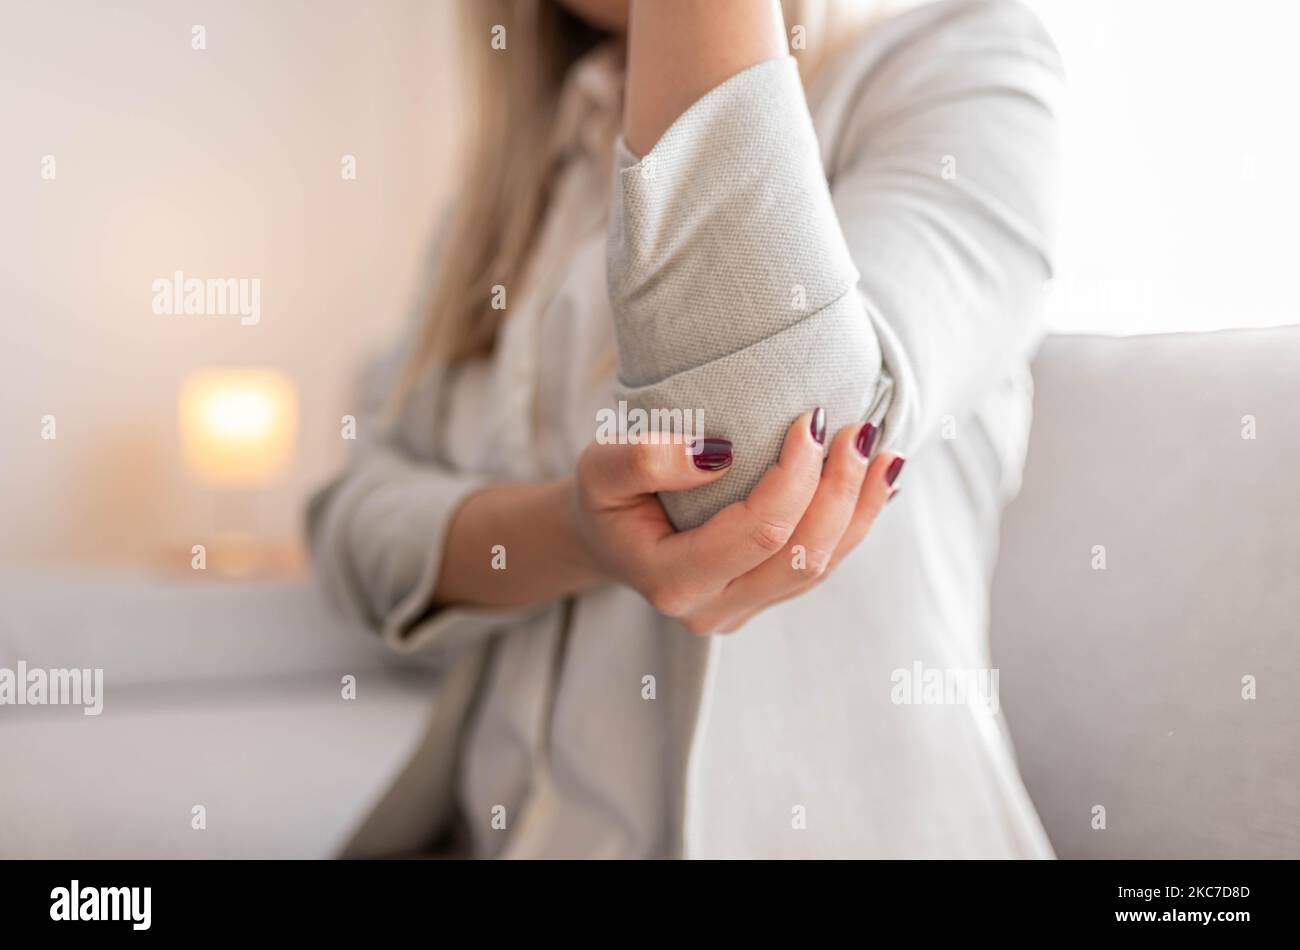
[
  {"x1": 608, "y1": 56, "x2": 887, "y2": 530},
  {"x1": 606, "y1": 1, "x2": 1062, "y2": 529}
]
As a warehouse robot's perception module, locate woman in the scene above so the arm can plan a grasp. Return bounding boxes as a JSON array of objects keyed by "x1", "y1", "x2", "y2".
[{"x1": 309, "y1": 0, "x2": 1063, "y2": 858}]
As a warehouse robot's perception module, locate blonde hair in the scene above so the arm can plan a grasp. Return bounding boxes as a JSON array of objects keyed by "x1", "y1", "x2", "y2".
[{"x1": 395, "y1": 0, "x2": 882, "y2": 404}]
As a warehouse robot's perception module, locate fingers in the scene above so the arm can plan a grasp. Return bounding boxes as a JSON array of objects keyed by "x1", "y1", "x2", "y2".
[
  {"x1": 827, "y1": 449, "x2": 904, "y2": 572},
  {"x1": 701, "y1": 430, "x2": 904, "y2": 634},
  {"x1": 698, "y1": 421, "x2": 873, "y2": 623},
  {"x1": 662, "y1": 409, "x2": 827, "y2": 585},
  {"x1": 578, "y1": 434, "x2": 734, "y2": 507}
]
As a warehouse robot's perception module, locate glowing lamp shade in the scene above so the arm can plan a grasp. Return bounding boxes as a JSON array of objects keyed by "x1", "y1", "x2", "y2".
[{"x1": 179, "y1": 369, "x2": 298, "y2": 487}]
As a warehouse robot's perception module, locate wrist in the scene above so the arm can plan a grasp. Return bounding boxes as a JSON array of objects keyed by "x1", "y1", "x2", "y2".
[{"x1": 549, "y1": 476, "x2": 608, "y2": 591}]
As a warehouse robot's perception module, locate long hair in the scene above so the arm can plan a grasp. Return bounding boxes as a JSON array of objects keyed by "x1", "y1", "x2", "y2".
[{"x1": 393, "y1": 0, "x2": 884, "y2": 406}]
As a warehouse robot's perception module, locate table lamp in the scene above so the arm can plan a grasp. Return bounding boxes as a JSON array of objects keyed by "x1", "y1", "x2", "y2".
[{"x1": 178, "y1": 368, "x2": 300, "y2": 576}]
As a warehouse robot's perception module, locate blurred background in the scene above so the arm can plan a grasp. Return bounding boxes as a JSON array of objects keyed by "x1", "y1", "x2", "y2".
[
  {"x1": 2, "y1": 0, "x2": 1297, "y2": 571},
  {"x1": 1, "y1": 0, "x2": 464, "y2": 570},
  {"x1": 2, "y1": 0, "x2": 1299, "y2": 859}
]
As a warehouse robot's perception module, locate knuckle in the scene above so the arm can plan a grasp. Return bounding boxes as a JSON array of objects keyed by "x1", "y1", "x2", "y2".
[
  {"x1": 646, "y1": 581, "x2": 692, "y2": 618},
  {"x1": 752, "y1": 517, "x2": 796, "y2": 554},
  {"x1": 802, "y1": 546, "x2": 834, "y2": 578}
]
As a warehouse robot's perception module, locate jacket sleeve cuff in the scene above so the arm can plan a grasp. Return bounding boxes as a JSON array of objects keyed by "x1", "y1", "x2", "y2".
[{"x1": 310, "y1": 449, "x2": 538, "y2": 655}]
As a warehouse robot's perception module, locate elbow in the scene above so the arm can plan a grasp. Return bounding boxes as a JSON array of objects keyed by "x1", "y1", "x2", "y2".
[{"x1": 616, "y1": 289, "x2": 889, "y2": 530}]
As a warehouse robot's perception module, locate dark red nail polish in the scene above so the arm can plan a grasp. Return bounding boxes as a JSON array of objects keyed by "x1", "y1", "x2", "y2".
[
  {"x1": 691, "y1": 438, "x2": 733, "y2": 471},
  {"x1": 810, "y1": 408, "x2": 826, "y2": 445},
  {"x1": 855, "y1": 422, "x2": 878, "y2": 458},
  {"x1": 888, "y1": 488, "x2": 900, "y2": 504},
  {"x1": 885, "y1": 456, "x2": 906, "y2": 487}
]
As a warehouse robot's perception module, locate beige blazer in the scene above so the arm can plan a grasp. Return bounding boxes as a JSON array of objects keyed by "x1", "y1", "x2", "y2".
[{"x1": 310, "y1": 0, "x2": 1064, "y2": 858}]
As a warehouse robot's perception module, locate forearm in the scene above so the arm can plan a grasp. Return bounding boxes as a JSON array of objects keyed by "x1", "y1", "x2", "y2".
[
  {"x1": 431, "y1": 478, "x2": 605, "y2": 610},
  {"x1": 624, "y1": 0, "x2": 787, "y2": 155}
]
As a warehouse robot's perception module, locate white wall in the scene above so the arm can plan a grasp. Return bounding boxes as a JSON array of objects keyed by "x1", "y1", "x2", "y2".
[
  {"x1": 1030, "y1": 0, "x2": 1300, "y2": 335},
  {"x1": 0, "y1": 0, "x2": 464, "y2": 566}
]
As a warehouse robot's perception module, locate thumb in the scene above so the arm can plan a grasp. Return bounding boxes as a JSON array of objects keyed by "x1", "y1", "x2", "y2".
[{"x1": 580, "y1": 436, "x2": 734, "y2": 504}]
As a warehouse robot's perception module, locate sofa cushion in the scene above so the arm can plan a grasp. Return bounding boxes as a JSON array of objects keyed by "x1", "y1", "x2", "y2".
[{"x1": 991, "y1": 327, "x2": 1300, "y2": 858}]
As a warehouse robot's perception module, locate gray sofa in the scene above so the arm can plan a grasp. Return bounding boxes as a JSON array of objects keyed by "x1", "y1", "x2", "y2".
[
  {"x1": 2, "y1": 328, "x2": 1297, "y2": 858},
  {"x1": 991, "y1": 327, "x2": 1300, "y2": 859}
]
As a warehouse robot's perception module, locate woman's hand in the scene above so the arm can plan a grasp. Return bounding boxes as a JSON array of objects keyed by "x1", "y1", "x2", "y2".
[{"x1": 573, "y1": 410, "x2": 904, "y2": 635}]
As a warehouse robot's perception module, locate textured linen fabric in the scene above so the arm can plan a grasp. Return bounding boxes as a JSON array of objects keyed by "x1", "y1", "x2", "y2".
[
  {"x1": 308, "y1": 0, "x2": 1063, "y2": 858},
  {"x1": 609, "y1": 57, "x2": 889, "y2": 529}
]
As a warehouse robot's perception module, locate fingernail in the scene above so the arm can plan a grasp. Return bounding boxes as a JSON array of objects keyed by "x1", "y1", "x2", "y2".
[
  {"x1": 855, "y1": 422, "x2": 878, "y2": 459},
  {"x1": 809, "y1": 408, "x2": 826, "y2": 445},
  {"x1": 888, "y1": 488, "x2": 900, "y2": 504},
  {"x1": 691, "y1": 438, "x2": 733, "y2": 471},
  {"x1": 886, "y1": 456, "x2": 906, "y2": 487}
]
